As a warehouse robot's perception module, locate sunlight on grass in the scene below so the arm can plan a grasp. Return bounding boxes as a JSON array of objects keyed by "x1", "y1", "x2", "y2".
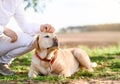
[{"x1": 0, "y1": 44, "x2": 120, "y2": 82}]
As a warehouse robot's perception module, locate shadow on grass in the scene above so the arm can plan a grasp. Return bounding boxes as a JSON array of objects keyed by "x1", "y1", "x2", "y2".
[
  {"x1": 111, "y1": 62, "x2": 120, "y2": 68},
  {"x1": 12, "y1": 57, "x2": 31, "y2": 66},
  {"x1": 90, "y1": 55, "x2": 115, "y2": 62}
]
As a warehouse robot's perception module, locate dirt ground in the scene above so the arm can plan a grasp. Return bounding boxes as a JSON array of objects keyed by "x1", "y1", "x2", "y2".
[
  {"x1": 1, "y1": 79, "x2": 120, "y2": 84},
  {"x1": 57, "y1": 31, "x2": 120, "y2": 48}
]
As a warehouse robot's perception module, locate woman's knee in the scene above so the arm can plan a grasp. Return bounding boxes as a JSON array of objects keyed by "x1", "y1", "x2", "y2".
[{"x1": 16, "y1": 32, "x2": 34, "y2": 47}]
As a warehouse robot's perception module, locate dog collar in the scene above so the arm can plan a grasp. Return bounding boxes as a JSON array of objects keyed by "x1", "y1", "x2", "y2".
[
  {"x1": 34, "y1": 50, "x2": 50, "y2": 62},
  {"x1": 50, "y1": 49, "x2": 58, "y2": 64},
  {"x1": 34, "y1": 50, "x2": 57, "y2": 64}
]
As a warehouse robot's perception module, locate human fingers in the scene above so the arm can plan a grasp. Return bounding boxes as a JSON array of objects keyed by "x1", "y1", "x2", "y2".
[
  {"x1": 48, "y1": 27, "x2": 55, "y2": 33},
  {"x1": 45, "y1": 24, "x2": 55, "y2": 33},
  {"x1": 10, "y1": 32, "x2": 18, "y2": 43},
  {"x1": 4, "y1": 28, "x2": 18, "y2": 43},
  {"x1": 40, "y1": 24, "x2": 55, "y2": 33},
  {"x1": 40, "y1": 25, "x2": 46, "y2": 32}
]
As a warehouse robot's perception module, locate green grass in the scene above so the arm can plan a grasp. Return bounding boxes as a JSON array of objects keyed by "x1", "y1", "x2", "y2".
[{"x1": 0, "y1": 44, "x2": 120, "y2": 83}]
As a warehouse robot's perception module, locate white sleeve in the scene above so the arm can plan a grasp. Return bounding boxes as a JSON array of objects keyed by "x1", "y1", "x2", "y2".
[
  {"x1": 0, "y1": 25, "x2": 4, "y2": 35},
  {"x1": 14, "y1": 0, "x2": 40, "y2": 36}
]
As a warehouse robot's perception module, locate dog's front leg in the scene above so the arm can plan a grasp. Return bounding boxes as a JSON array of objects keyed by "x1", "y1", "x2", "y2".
[{"x1": 28, "y1": 65, "x2": 38, "y2": 78}]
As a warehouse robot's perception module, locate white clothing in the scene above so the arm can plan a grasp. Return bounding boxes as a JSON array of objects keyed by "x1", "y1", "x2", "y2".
[
  {"x1": 0, "y1": 33, "x2": 34, "y2": 63},
  {"x1": 0, "y1": 0, "x2": 40, "y2": 35},
  {"x1": 0, "y1": 0, "x2": 41, "y2": 63}
]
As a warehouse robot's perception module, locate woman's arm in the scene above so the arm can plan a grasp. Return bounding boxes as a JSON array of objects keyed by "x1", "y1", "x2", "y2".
[
  {"x1": 14, "y1": 0, "x2": 55, "y2": 35},
  {"x1": 0, "y1": 25, "x2": 4, "y2": 35},
  {"x1": 14, "y1": 0, "x2": 40, "y2": 35}
]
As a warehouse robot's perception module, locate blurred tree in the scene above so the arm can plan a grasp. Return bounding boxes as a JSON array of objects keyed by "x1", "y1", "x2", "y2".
[{"x1": 24, "y1": 0, "x2": 51, "y2": 12}]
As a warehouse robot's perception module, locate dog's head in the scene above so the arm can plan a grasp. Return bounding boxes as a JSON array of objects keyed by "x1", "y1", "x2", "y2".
[{"x1": 34, "y1": 32, "x2": 59, "y2": 51}]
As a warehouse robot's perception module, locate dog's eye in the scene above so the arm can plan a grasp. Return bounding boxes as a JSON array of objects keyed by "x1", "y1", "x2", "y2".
[{"x1": 44, "y1": 35, "x2": 49, "y2": 38}]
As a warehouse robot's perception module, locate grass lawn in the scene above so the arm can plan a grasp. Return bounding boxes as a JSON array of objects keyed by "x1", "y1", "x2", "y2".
[{"x1": 0, "y1": 44, "x2": 120, "y2": 83}]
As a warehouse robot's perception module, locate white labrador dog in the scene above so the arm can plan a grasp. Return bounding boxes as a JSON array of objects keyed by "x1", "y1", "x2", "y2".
[{"x1": 28, "y1": 32, "x2": 97, "y2": 78}]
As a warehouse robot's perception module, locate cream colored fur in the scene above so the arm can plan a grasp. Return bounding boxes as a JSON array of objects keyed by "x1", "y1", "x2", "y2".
[{"x1": 28, "y1": 33, "x2": 97, "y2": 78}]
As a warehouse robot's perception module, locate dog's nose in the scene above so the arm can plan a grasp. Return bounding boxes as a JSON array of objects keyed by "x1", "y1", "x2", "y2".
[
  {"x1": 53, "y1": 36, "x2": 58, "y2": 42},
  {"x1": 53, "y1": 36, "x2": 58, "y2": 46}
]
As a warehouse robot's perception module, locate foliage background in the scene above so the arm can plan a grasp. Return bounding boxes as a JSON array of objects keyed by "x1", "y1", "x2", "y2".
[{"x1": 24, "y1": 0, "x2": 51, "y2": 12}]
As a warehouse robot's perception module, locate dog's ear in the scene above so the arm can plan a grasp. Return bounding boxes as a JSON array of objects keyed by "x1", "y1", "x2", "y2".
[{"x1": 33, "y1": 35, "x2": 40, "y2": 50}]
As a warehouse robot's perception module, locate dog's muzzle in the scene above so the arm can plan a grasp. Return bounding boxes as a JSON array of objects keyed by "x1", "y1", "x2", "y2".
[
  {"x1": 47, "y1": 37, "x2": 59, "y2": 50},
  {"x1": 53, "y1": 37, "x2": 58, "y2": 47}
]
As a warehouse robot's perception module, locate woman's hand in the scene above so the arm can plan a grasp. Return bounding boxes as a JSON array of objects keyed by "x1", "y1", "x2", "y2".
[
  {"x1": 3, "y1": 27, "x2": 18, "y2": 43},
  {"x1": 40, "y1": 24, "x2": 55, "y2": 33}
]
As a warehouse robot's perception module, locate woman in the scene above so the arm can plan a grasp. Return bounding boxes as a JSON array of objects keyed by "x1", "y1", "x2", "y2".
[{"x1": 0, "y1": 0, "x2": 55, "y2": 76}]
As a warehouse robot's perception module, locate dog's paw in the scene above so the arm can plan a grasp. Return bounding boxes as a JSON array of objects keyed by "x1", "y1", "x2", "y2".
[
  {"x1": 28, "y1": 71, "x2": 38, "y2": 78},
  {"x1": 28, "y1": 73, "x2": 37, "y2": 78},
  {"x1": 91, "y1": 62, "x2": 97, "y2": 67}
]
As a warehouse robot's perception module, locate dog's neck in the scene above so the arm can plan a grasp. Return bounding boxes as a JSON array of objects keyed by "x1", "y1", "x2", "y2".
[
  {"x1": 34, "y1": 48, "x2": 58, "y2": 65},
  {"x1": 36, "y1": 49, "x2": 47, "y2": 59},
  {"x1": 35, "y1": 48, "x2": 58, "y2": 62}
]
